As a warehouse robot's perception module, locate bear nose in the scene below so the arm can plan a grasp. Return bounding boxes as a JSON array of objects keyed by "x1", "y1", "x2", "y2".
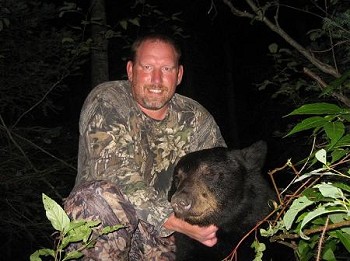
[{"x1": 171, "y1": 194, "x2": 192, "y2": 215}]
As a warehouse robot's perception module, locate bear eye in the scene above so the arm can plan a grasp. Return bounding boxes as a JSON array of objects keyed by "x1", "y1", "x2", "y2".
[
  {"x1": 173, "y1": 170, "x2": 186, "y2": 187},
  {"x1": 181, "y1": 163, "x2": 192, "y2": 173}
]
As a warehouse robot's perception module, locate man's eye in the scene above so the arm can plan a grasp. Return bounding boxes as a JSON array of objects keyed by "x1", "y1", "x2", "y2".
[
  {"x1": 162, "y1": 67, "x2": 172, "y2": 72},
  {"x1": 143, "y1": 65, "x2": 152, "y2": 70}
]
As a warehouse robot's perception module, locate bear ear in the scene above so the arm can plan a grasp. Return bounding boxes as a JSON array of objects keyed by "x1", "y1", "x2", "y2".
[{"x1": 240, "y1": 140, "x2": 267, "y2": 170}]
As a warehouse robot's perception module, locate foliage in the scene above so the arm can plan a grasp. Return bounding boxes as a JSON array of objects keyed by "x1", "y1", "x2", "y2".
[
  {"x1": 223, "y1": 0, "x2": 350, "y2": 108},
  {"x1": 30, "y1": 194, "x2": 123, "y2": 261},
  {"x1": 261, "y1": 103, "x2": 350, "y2": 260},
  {"x1": 222, "y1": 1, "x2": 350, "y2": 260},
  {"x1": 263, "y1": 4, "x2": 350, "y2": 107}
]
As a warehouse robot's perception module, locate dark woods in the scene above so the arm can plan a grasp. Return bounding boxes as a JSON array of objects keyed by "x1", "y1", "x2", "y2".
[{"x1": 1, "y1": 0, "x2": 350, "y2": 260}]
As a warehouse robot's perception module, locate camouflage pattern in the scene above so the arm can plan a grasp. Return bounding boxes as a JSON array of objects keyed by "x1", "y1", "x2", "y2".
[
  {"x1": 66, "y1": 80, "x2": 226, "y2": 259},
  {"x1": 64, "y1": 181, "x2": 176, "y2": 260}
]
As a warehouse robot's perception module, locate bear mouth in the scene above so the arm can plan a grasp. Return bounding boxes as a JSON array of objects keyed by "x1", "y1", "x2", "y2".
[{"x1": 181, "y1": 208, "x2": 217, "y2": 225}]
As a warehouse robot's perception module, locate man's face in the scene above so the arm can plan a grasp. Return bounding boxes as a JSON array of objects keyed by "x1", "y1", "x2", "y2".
[{"x1": 127, "y1": 39, "x2": 183, "y2": 119}]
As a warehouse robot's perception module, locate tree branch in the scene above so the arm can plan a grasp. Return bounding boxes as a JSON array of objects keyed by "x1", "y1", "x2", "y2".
[
  {"x1": 303, "y1": 67, "x2": 350, "y2": 107},
  {"x1": 270, "y1": 219, "x2": 350, "y2": 242},
  {"x1": 222, "y1": 0, "x2": 341, "y2": 78},
  {"x1": 316, "y1": 216, "x2": 329, "y2": 261},
  {"x1": 12, "y1": 73, "x2": 68, "y2": 129},
  {"x1": 0, "y1": 114, "x2": 65, "y2": 199},
  {"x1": 222, "y1": 0, "x2": 254, "y2": 19}
]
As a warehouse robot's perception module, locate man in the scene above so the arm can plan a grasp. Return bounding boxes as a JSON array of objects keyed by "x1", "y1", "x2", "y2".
[{"x1": 64, "y1": 33, "x2": 226, "y2": 260}]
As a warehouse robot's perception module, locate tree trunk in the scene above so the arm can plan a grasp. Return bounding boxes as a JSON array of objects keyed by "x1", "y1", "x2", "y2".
[{"x1": 90, "y1": 0, "x2": 109, "y2": 88}]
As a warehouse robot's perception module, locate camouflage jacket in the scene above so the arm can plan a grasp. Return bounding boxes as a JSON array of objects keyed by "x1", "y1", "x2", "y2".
[{"x1": 75, "y1": 80, "x2": 226, "y2": 236}]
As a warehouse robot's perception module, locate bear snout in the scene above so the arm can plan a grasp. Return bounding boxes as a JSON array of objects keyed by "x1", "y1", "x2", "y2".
[{"x1": 171, "y1": 194, "x2": 192, "y2": 216}]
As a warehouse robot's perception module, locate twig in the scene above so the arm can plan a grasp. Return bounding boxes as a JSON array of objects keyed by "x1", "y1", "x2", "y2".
[
  {"x1": 224, "y1": 207, "x2": 279, "y2": 260},
  {"x1": 5, "y1": 126, "x2": 77, "y2": 171},
  {"x1": 12, "y1": 73, "x2": 68, "y2": 129},
  {"x1": 271, "y1": 219, "x2": 350, "y2": 242},
  {"x1": 268, "y1": 158, "x2": 325, "y2": 223},
  {"x1": 273, "y1": 177, "x2": 314, "y2": 223},
  {"x1": 316, "y1": 216, "x2": 329, "y2": 261},
  {"x1": 222, "y1": 0, "x2": 254, "y2": 19},
  {"x1": 0, "y1": 114, "x2": 36, "y2": 170},
  {"x1": 303, "y1": 67, "x2": 350, "y2": 107},
  {"x1": 268, "y1": 160, "x2": 291, "y2": 205},
  {"x1": 222, "y1": 0, "x2": 341, "y2": 78},
  {"x1": 0, "y1": 114, "x2": 65, "y2": 199}
]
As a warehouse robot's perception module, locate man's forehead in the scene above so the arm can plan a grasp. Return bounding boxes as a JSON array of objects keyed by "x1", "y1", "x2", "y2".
[{"x1": 136, "y1": 40, "x2": 178, "y2": 60}]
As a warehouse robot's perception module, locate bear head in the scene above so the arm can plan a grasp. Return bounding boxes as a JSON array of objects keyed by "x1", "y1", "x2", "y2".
[{"x1": 169, "y1": 141, "x2": 269, "y2": 227}]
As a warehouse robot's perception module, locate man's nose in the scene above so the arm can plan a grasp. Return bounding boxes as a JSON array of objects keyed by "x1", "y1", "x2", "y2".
[{"x1": 151, "y1": 69, "x2": 162, "y2": 84}]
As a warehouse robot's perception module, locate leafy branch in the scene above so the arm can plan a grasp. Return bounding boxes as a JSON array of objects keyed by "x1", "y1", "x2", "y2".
[
  {"x1": 222, "y1": 0, "x2": 340, "y2": 77},
  {"x1": 261, "y1": 103, "x2": 350, "y2": 260},
  {"x1": 30, "y1": 194, "x2": 123, "y2": 261},
  {"x1": 222, "y1": 0, "x2": 350, "y2": 108}
]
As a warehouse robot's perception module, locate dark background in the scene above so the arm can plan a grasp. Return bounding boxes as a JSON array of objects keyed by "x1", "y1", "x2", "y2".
[{"x1": 0, "y1": 0, "x2": 319, "y2": 260}]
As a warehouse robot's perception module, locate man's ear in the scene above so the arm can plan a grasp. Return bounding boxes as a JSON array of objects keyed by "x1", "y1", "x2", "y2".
[
  {"x1": 177, "y1": 65, "x2": 184, "y2": 85},
  {"x1": 126, "y1": 61, "x2": 133, "y2": 81}
]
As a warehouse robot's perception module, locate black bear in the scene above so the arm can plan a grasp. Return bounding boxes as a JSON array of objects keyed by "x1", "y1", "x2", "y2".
[{"x1": 169, "y1": 141, "x2": 276, "y2": 261}]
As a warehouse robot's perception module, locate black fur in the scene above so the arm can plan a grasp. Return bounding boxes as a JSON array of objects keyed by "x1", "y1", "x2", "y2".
[{"x1": 169, "y1": 141, "x2": 278, "y2": 260}]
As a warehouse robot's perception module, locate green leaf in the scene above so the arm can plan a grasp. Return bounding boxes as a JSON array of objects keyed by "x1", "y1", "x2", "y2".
[
  {"x1": 260, "y1": 221, "x2": 285, "y2": 237},
  {"x1": 314, "y1": 183, "x2": 344, "y2": 199},
  {"x1": 302, "y1": 187, "x2": 327, "y2": 202},
  {"x1": 128, "y1": 18, "x2": 140, "y2": 26},
  {"x1": 328, "y1": 70, "x2": 350, "y2": 90},
  {"x1": 251, "y1": 240, "x2": 266, "y2": 261},
  {"x1": 30, "y1": 248, "x2": 55, "y2": 261},
  {"x1": 287, "y1": 103, "x2": 343, "y2": 116},
  {"x1": 285, "y1": 116, "x2": 327, "y2": 136},
  {"x1": 334, "y1": 134, "x2": 350, "y2": 148},
  {"x1": 61, "y1": 220, "x2": 100, "y2": 249},
  {"x1": 268, "y1": 43, "x2": 278, "y2": 54},
  {"x1": 322, "y1": 240, "x2": 337, "y2": 261},
  {"x1": 119, "y1": 20, "x2": 127, "y2": 30},
  {"x1": 330, "y1": 149, "x2": 347, "y2": 164},
  {"x1": 336, "y1": 231, "x2": 350, "y2": 252},
  {"x1": 101, "y1": 224, "x2": 124, "y2": 235},
  {"x1": 297, "y1": 240, "x2": 313, "y2": 260},
  {"x1": 62, "y1": 250, "x2": 84, "y2": 261},
  {"x1": 283, "y1": 196, "x2": 314, "y2": 230},
  {"x1": 341, "y1": 114, "x2": 350, "y2": 122},
  {"x1": 68, "y1": 220, "x2": 94, "y2": 231},
  {"x1": 299, "y1": 206, "x2": 347, "y2": 240},
  {"x1": 62, "y1": 37, "x2": 74, "y2": 44},
  {"x1": 68, "y1": 220, "x2": 100, "y2": 231},
  {"x1": 315, "y1": 149, "x2": 327, "y2": 165},
  {"x1": 324, "y1": 121, "x2": 345, "y2": 148},
  {"x1": 61, "y1": 225, "x2": 92, "y2": 249},
  {"x1": 333, "y1": 182, "x2": 350, "y2": 193},
  {"x1": 42, "y1": 193, "x2": 70, "y2": 233},
  {"x1": 329, "y1": 213, "x2": 350, "y2": 234}
]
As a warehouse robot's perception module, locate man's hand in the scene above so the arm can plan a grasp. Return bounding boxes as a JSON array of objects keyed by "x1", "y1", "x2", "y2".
[{"x1": 163, "y1": 213, "x2": 218, "y2": 247}]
